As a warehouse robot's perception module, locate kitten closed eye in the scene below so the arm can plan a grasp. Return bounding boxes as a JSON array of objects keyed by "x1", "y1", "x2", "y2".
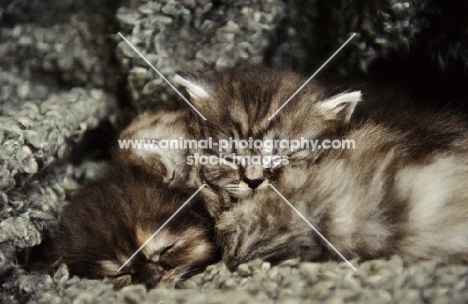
[
  {"x1": 175, "y1": 66, "x2": 468, "y2": 268},
  {"x1": 27, "y1": 160, "x2": 220, "y2": 289}
]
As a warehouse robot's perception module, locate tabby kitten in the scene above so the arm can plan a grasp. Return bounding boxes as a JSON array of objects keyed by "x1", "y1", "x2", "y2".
[
  {"x1": 216, "y1": 131, "x2": 468, "y2": 268},
  {"x1": 29, "y1": 128, "x2": 219, "y2": 288},
  {"x1": 174, "y1": 66, "x2": 468, "y2": 269},
  {"x1": 117, "y1": 105, "x2": 194, "y2": 187},
  {"x1": 174, "y1": 67, "x2": 364, "y2": 216}
]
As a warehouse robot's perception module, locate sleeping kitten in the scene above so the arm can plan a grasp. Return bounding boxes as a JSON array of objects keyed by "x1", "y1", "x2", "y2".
[
  {"x1": 117, "y1": 105, "x2": 194, "y2": 187},
  {"x1": 29, "y1": 161, "x2": 220, "y2": 288},
  {"x1": 174, "y1": 66, "x2": 468, "y2": 268},
  {"x1": 174, "y1": 67, "x2": 368, "y2": 216},
  {"x1": 216, "y1": 126, "x2": 468, "y2": 269}
]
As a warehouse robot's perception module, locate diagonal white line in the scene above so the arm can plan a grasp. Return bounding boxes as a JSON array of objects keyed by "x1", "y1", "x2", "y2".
[
  {"x1": 268, "y1": 33, "x2": 357, "y2": 120},
  {"x1": 268, "y1": 184, "x2": 357, "y2": 272},
  {"x1": 118, "y1": 184, "x2": 206, "y2": 272},
  {"x1": 118, "y1": 32, "x2": 207, "y2": 120}
]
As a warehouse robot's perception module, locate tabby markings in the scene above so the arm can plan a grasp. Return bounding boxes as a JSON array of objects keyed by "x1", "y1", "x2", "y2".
[
  {"x1": 118, "y1": 184, "x2": 206, "y2": 272},
  {"x1": 268, "y1": 184, "x2": 358, "y2": 272}
]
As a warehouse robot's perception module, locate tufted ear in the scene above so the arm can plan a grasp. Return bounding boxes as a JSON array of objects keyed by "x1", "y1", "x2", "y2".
[
  {"x1": 174, "y1": 72, "x2": 212, "y2": 102},
  {"x1": 317, "y1": 91, "x2": 362, "y2": 123}
]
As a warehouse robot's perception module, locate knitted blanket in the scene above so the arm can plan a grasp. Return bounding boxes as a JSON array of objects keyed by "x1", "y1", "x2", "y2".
[{"x1": 2, "y1": 0, "x2": 467, "y2": 303}]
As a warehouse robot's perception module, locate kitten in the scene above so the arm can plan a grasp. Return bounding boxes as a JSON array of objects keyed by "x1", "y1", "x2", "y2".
[
  {"x1": 174, "y1": 66, "x2": 468, "y2": 269},
  {"x1": 117, "y1": 105, "x2": 194, "y2": 187},
  {"x1": 216, "y1": 131, "x2": 468, "y2": 268},
  {"x1": 174, "y1": 67, "x2": 361, "y2": 216},
  {"x1": 28, "y1": 159, "x2": 219, "y2": 289}
]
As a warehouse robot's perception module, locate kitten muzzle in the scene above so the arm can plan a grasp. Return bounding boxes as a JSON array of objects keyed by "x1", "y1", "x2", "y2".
[{"x1": 132, "y1": 260, "x2": 163, "y2": 289}]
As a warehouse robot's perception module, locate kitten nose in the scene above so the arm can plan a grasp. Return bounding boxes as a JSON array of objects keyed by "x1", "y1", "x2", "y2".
[
  {"x1": 134, "y1": 261, "x2": 162, "y2": 289},
  {"x1": 145, "y1": 273, "x2": 162, "y2": 289},
  {"x1": 245, "y1": 178, "x2": 264, "y2": 189},
  {"x1": 243, "y1": 164, "x2": 264, "y2": 189}
]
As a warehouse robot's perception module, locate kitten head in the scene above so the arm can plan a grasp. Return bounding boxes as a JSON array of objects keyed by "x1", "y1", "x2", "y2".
[
  {"x1": 97, "y1": 221, "x2": 218, "y2": 289},
  {"x1": 34, "y1": 165, "x2": 219, "y2": 289},
  {"x1": 116, "y1": 106, "x2": 192, "y2": 187},
  {"x1": 175, "y1": 66, "x2": 361, "y2": 201}
]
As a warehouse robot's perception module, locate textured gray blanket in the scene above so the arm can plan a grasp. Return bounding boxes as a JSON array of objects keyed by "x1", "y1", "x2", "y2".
[{"x1": 2, "y1": 0, "x2": 468, "y2": 303}]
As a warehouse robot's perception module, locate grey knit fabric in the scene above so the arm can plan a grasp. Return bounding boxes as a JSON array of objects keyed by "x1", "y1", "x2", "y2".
[
  {"x1": 266, "y1": 0, "x2": 468, "y2": 74},
  {"x1": 116, "y1": 0, "x2": 285, "y2": 111},
  {"x1": 2, "y1": 0, "x2": 468, "y2": 303}
]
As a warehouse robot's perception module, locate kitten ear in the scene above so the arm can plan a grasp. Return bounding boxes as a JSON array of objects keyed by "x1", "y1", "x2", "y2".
[
  {"x1": 318, "y1": 91, "x2": 362, "y2": 123},
  {"x1": 174, "y1": 72, "x2": 211, "y2": 102}
]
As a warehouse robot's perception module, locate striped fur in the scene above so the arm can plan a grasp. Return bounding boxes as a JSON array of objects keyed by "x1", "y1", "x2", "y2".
[
  {"x1": 175, "y1": 66, "x2": 468, "y2": 269},
  {"x1": 30, "y1": 156, "x2": 219, "y2": 289}
]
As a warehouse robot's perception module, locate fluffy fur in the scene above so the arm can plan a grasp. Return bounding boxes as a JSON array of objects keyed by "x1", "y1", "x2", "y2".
[
  {"x1": 32, "y1": 66, "x2": 468, "y2": 285},
  {"x1": 174, "y1": 66, "x2": 468, "y2": 269},
  {"x1": 28, "y1": 143, "x2": 219, "y2": 289},
  {"x1": 117, "y1": 105, "x2": 194, "y2": 187}
]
